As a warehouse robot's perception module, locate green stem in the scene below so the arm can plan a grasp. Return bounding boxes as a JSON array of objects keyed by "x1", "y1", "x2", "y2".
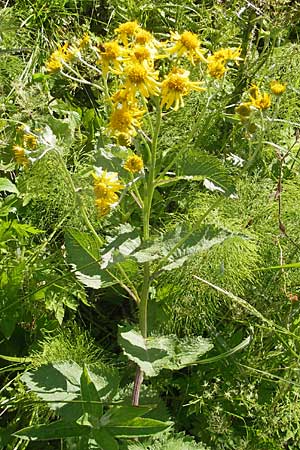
[{"x1": 132, "y1": 99, "x2": 162, "y2": 406}]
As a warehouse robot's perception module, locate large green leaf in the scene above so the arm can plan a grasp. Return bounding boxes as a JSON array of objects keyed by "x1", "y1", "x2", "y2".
[
  {"x1": 21, "y1": 361, "x2": 119, "y2": 420},
  {"x1": 80, "y1": 365, "x2": 102, "y2": 418},
  {"x1": 101, "y1": 223, "x2": 141, "y2": 269},
  {"x1": 132, "y1": 224, "x2": 237, "y2": 270},
  {"x1": 14, "y1": 422, "x2": 90, "y2": 441},
  {"x1": 101, "y1": 405, "x2": 153, "y2": 426},
  {"x1": 0, "y1": 178, "x2": 19, "y2": 194},
  {"x1": 106, "y1": 417, "x2": 173, "y2": 437},
  {"x1": 65, "y1": 228, "x2": 114, "y2": 289},
  {"x1": 92, "y1": 428, "x2": 119, "y2": 450},
  {"x1": 118, "y1": 326, "x2": 213, "y2": 377},
  {"x1": 178, "y1": 151, "x2": 235, "y2": 195}
]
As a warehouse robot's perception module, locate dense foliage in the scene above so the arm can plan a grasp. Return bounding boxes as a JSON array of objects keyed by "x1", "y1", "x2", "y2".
[{"x1": 1, "y1": 1, "x2": 300, "y2": 449}]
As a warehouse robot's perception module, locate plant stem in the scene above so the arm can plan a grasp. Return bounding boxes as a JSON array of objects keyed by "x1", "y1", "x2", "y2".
[{"x1": 132, "y1": 99, "x2": 162, "y2": 406}]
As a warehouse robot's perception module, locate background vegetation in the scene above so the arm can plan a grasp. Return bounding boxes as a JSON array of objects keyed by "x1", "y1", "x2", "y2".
[{"x1": 1, "y1": 0, "x2": 300, "y2": 449}]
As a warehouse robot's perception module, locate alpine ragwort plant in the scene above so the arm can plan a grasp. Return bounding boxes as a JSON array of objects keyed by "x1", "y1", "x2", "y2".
[{"x1": 14, "y1": 21, "x2": 253, "y2": 446}]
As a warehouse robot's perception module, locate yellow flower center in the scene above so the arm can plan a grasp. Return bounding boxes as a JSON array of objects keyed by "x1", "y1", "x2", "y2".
[
  {"x1": 101, "y1": 42, "x2": 120, "y2": 60},
  {"x1": 180, "y1": 31, "x2": 199, "y2": 50},
  {"x1": 110, "y1": 108, "x2": 133, "y2": 131},
  {"x1": 126, "y1": 64, "x2": 148, "y2": 84},
  {"x1": 124, "y1": 155, "x2": 144, "y2": 173},
  {"x1": 116, "y1": 21, "x2": 139, "y2": 36},
  {"x1": 135, "y1": 30, "x2": 153, "y2": 45},
  {"x1": 133, "y1": 46, "x2": 151, "y2": 62},
  {"x1": 164, "y1": 74, "x2": 187, "y2": 93}
]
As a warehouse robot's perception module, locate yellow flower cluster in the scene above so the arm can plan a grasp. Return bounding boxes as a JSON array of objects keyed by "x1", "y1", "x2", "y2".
[
  {"x1": 12, "y1": 127, "x2": 40, "y2": 167},
  {"x1": 93, "y1": 168, "x2": 124, "y2": 216},
  {"x1": 207, "y1": 47, "x2": 241, "y2": 79},
  {"x1": 235, "y1": 81, "x2": 286, "y2": 134},
  {"x1": 12, "y1": 145, "x2": 29, "y2": 167},
  {"x1": 45, "y1": 34, "x2": 90, "y2": 73}
]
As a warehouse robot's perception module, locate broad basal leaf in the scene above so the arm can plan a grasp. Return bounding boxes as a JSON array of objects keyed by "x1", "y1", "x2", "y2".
[
  {"x1": 118, "y1": 326, "x2": 213, "y2": 377},
  {"x1": 14, "y1": 421, "x2": 90, "y2": 441}
]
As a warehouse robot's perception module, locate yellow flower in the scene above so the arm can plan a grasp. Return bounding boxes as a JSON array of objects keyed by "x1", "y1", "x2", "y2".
[
  {"x1": 235, "y1": 102, "x2": 252, "y2": 118},
  {"x1": 23, "y1": 134, "x2": 38, "y2": 149},
  {"x1": 93, "y1": 168, "x2": 124, "y2": 216},
  {"x1": 97, "y1": 41, "x2": 122, "y2": 76},
  {"x1": 135, "y1": 29, "x2": 153, "y2": 45},
  {"x1": 209, "y1": 47, "x2": 242, "y2": 64},
  {"x1": 123, "y1": 62, "x2": 160, "y2": 98},
  {"x1": 78, "y1": 33, "x2": 90, "y2": 49},
  {"x1": 124, "y1": 154, "x2": 144, "y2": 173},
  {"x1": 45, "y1": 43, "x2": 77, "y2": 73},
  {"x1": 46, "y1": 58, "x2": 62, "y2": 73},
  {"x1": 114, "y1": 21, "x2": 140, "y2": 46},
  {"x1": 249, "y1": 84, "x2": 260, "y2": 100},
  {"x1": 270, "y1": 80, "x2": 286, "y2": 95},
  {"x1": 252, "y1": 93, "x2": 271, "y2": 110},
  {"x1": 168, "y1": 31, "x2": 207, "y2": 64},
  {"x1": 161, "y1": 67, "x2": 205, "y2": 111},
  {"x1": 13, "y1": 145, "x2": 29, "y2": 167},
  {"x1": 109, "y1": 104, "x2": 144, "y2": 138},
  {"x1": 207, "y1": 60, "x2": 227, "y2": 79}
]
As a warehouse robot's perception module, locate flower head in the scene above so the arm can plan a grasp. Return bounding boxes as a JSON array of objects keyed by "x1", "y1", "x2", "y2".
[
  {"x1": 97, "y1": 41, "x2": 122, "y2": 76},
  {"x1": 114, "y1": 21, "x2": 140, "y2": 46},
  {"x1": 123, "y1": 62, "x2": 160, "y2": 98},
  {"x1": 270, "y1": 80, "x2": 286, "y2": 96},
  {"x1": 168, "y1": 31, "x2": 207, "y2": 64},
  {"x1": 23, "y1": 134, "x2": 38, "y2": 149},
  {"x1": 249, "y1": 84, "x2": 260, "y2": 101},
  {"x1": 124, "y1": 154, "x2": 144, "y2": 173},
  {"x1": 209, "y1": 47, "x2": 242, "y2": 64},
  {"x1": 252, "y1": 92, "x2": 271, "y2": 110},
  {"x1": 93, "y1": 168, "x2": 124, "y2": 216},
  {"x1": 108, "y1": 104, "x2": 144, "y2": 139},
  {"x1": 161, "y1": 67, "x2": 205, "y2": 111},
  {"x1": 13, "y1": 145, "x2": 29, "y2": 167},
  {"x1": 78, "y1": 33, "x2": 90, "y2": 49},
  {"x1": 235, "y1": 102, "x2": 252, "y2": 118},
  {"x1": 207, "y1": 60, "x2": 227, "y2": 78}
]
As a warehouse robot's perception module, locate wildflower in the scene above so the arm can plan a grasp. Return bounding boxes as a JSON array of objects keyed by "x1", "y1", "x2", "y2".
[
  {"x1": 13, "y1": 145, "x2": 29, "y2": 167},
  {"x1": 114, "y1": 21, "x2": 140, "y2": 46},
  {"x1": 249, "y1": 84, "x2": 260, "y2": 100},
  {"x1": 207, "y1": 60, "x2": 227, "y2": 79},
  {"x1": 235, "y1": 102, "x2": 252, "y2": 118},
  {"x1": 108, "y1": 104, "x2": 144, "y2": 138},
  {"x1": 124, "y1": 154, "x2": 144, "y2": 173},
  {"x1": 129, "y1": 45, "x2": 153, "y2": 66},
  {"x1": 168, "y1": 31, "x2": 207, "y2": 64},
  {"x1": 209, "y1": 47, "x2": 242, "y2": 64},
  {"x1": 270, "y1": 80, "x2": 286, "y2": 95},
  {"x1": 135, "y1": 29, "x2": 153, "y2": 46},
  {"x1": 252, "y1": 93, "x2": 271, "y2": 110},
  {"x1": 45, "y1": 43, "x2": 77, "y2": 73},
  {"x1": 93, "y1": 168, "x2": 124, "y2": 216},
  {"x1": 78, "y1": 33, "x2": 90, "y2": 49},
  {"x1": 23, "y1": 134, "x2": 38, "y2": 149},
  {"x1": 161, "y1": 67, "x2": 205, "y2": 111},
  {"x1": 123, "y1": 62, "x2": 160, "y2": 98},
  {"x1": 97, "y1": 41, "x2": 122, "y2": 76}
]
